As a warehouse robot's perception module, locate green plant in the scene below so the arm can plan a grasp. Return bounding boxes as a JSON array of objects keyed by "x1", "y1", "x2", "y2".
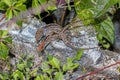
[
  {"x1": 0, "y1": 50, "x2": 83, "y2": 80},
  {"x1": 0, "y1": 54, "x2": 38, "y2": 80},
  {"x1": 0, "y1": 0, "x2": 27, "y2": 19},
  {"x1": 74, "y1": 0, "x2": 120, "y2": 48},
  {"x1": 0, "y1": 30, "x2": 12, "y2": 60},
  {"x1": 35, "y1": 50, "x2": 83, "y2": 80},
  {"x1": 31, "y1": 0, "x2": 57, "y2": 19}
]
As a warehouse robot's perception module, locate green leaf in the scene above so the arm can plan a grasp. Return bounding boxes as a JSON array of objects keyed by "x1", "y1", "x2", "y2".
[
  {"x1": 54, "y1": 72, "x2": 63, "y2": 80},
  {"x1": 0, "y1": 42, "x2": 9, "y2": 60},
  {"x1": 0, "y1": 2, "x2": 6, "y2": 10},
  {"x1": 76, "y1": 7, "x2": 94, "y2": 25},
  {"x1": 118, "y1": 0, "x2": 120, "y2": 8},
  {"x1": 74, "y1": 0, "x2": 94, "y2": 11},
  {"x1": 6, "y1": 9, "x2": 13, "y2": 20},
  {"x1": 0, "y1": 74, "x2": 3, "y2": 80},
  {"x1": 66, "y1": 58, "x2": 79, "y2": 71},
  {"x1": 62, "y1": 64, "x2": 67, "y2": 72},
  {"x1": 41, "y1": 61, "x2": 50, "y2": 70},
  {"x1": 41, "y1": 61, "x2": 53, "y2": 74},
  {"x1": 17, "y1": 63, "x2": 25, "y2": 71},
  {"x1": 74, "y1": 50, "x2": 83, "y2": 60},
  {"x1": 16, "y1": 20, "x2": 23, "y2": 26},
  {"x1": 3, "y1": 37, "x2": 12, "y2": 44},
  {"x1": 0, "y1": 30, "x2": 8, "y2": 38},
  {"x1": 13, "y1": 10, "x2": 18, "y2": 16},
  {"x1": 47, "y1": 5, "x2": 57, "y2": 11},
  {"x1": 32, "y1": 0, "x2": 41, "y2": 15},
  {"x1": 67, "y1": 58, "x2": 74, "y2": 66},
  {"x1": 48, "y1": 55, "x2": 60, "y2": 70},
  {"x1": 15, "y1": 4, "x2": 26, "y2": 11},
  {"x1": 1, "y1": 0, "x2": 11, "y2": 6},
  {"x1": 68, "y1": 63, "x2": 79, "y2": 70},
  {"x1": 66, "y1": 58, "x2": 74, "y2": 68},
  {"x1": 95, "y1": 17, "x2": 114, "y2": 44},
  {"x1": 97, "y1": 34, "x2": 103, "y2": 41},
  {"x1": 12, "y1": 70, "x2": 24, "y2": 80},
  {"x1": 17, "y1": 0, "x2": 26, "y2": 3},
  {"x1": 95, "y1": 0, "x2": 118, "y2": 17},
  {"x1": 102, "y1": 40, "x2": 110, "y2": 48},
  {"x1": 35, "y1": 74, "x2": 44, "y2": 80},
  {"x1": 66, "y1": 0, "x2": 71, "y2": 10},
  {"x1": 39, "y1": 0, "x2": 47, "y2": 4},
  {"x1": 0, "y1": 72, "x2": 9, "y2": 80},
  {"x1": 32, "y1": 0, "x2": 40, "y2": 8},
  {"x1": 42, "y1": 69, "x2": 53, "y2": 75}
]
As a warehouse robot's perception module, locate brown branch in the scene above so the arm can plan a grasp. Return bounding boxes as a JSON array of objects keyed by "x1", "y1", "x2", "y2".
[
  {"x1": 60, "y1": 7, "x2": 67, "y2": 26},
  {"x1": 79, "y1": 46, "x2": 100, "y2": 50},
  {"x1": 76, "y1": 62, "x2": 120, "y2": 80}
]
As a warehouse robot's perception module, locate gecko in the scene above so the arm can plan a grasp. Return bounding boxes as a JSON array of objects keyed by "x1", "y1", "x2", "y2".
[{"x1": 35, "y1": 23, "x2": 77, "y2": 52}]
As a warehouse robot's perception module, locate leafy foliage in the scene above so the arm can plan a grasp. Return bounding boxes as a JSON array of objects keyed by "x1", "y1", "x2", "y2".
[
  {"x1": 37, "y1": 49, "x2": 83, "y2": 80},
  {"x1": 95, "y1": 17, "x2": 114, "y2": 48},
  {"x1": 0, "y1": 30, "x2": 12, "y2": 60},
  {"x1": 0, "y1": 0, "x2": 27, "y2": 19},
  {"x1": 74, "y1": 0, "x2": 119, "y2": 48},
  {"x1": 0, "y1": 50, "x2": 83, "y2": 80}
]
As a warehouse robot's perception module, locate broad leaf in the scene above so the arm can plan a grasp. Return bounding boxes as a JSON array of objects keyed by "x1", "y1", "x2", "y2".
[
  {"x1": 95, "y1": 17, "x2": 114, "y2": 44},
  {"x1": 95, "y1": 0, "x2": 118, "y2": 17}
]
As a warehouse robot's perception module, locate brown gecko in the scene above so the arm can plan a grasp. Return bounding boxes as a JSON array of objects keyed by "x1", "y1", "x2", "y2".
[{"x1": 35, "y1": 23, "x2": 76, "y2": 52}]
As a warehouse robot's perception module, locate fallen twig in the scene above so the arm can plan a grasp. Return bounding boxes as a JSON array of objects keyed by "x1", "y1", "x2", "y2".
[{"x1": 76, "y1": 62, "x2": 120, "y2": 80}]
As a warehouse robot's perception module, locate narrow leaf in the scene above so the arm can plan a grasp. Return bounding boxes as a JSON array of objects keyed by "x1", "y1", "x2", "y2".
[
  {"x1": 74, "y1": 49, "x2": 83, "y2": 60},
  {"x1": 0, "y1": 42, "x2": 9, "y2": 60},
  {"x1": 0, "y1": 30, "x2": 8, "y2": 38}
]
